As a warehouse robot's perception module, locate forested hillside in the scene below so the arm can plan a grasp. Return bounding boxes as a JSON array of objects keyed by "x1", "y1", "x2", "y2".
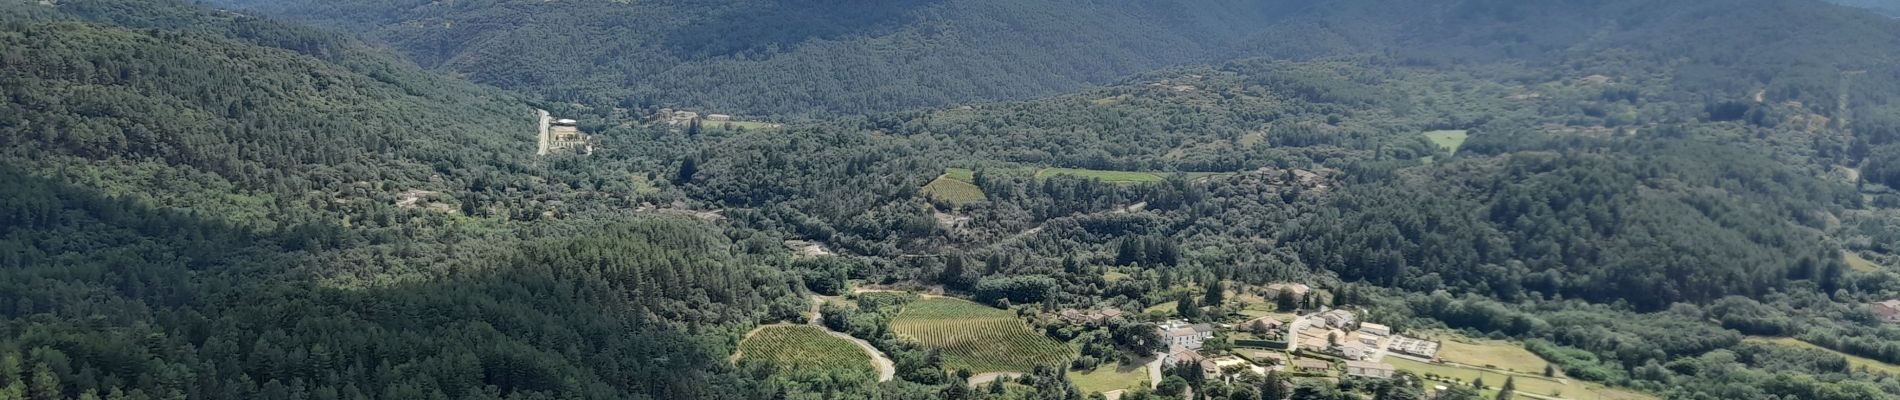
[
  {"x1": 211, "y1": 0, "x2": 1900, "y2": 121},
  {"x1": 12, "y1": 0, "x2": 1900, "y2": 399},
  {"x1": 0, "y1": 1, "x2": 830, "y2": 398},
  {"x1": 206, "y1": 0, "x2": 1307, "y2": 118}
]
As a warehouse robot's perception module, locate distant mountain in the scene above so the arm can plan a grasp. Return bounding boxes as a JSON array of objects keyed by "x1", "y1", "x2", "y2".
[
  {"x1": 206, "y1": 0, "x2": 1315, "y2": 118},
  {"x1": 211, "y1": 0, "x2": 1900, "y2": 119},
  {"x1": 1831, "y1": 0, "x2": 1900, "y2": 17}
]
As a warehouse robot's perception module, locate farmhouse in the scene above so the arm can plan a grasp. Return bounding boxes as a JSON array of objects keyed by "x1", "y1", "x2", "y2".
[
  {"x1": 705, "y1": 114, "x2": 732, "y2": 121},
  {"x1": 1872, "y1": 300, "x2": 1900, "y2": 323},
  {"x1": 1160, "y1": 321, "x2": 1216, "y2": 349},
  {"x1": 1337, "y1": 343, "x2": 1368, "y2": 360},
  {"x1": 1345, "y1": 360, "x2": 1396, "y2": 379}
]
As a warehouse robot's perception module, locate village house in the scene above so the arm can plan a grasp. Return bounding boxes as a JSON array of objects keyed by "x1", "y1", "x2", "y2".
[
  {"x1": 1165, "y1": 347, "x2": 1206, "y2": 366},
  {"x1": 1356, "y1": 332, "x2": 1383, "y2": 347},
  {"x1": 1872, "y1": 300, "x2": 1900, "y2": 324},
  {"x1": 1252, "y1": 351, "x2": 1290, "y2": 368},
  {"x1": 1241, "y1": 316, "x2": 1285, "y2": 335},
  {"x1": 1345, "y1": 360, "x2": 1396, "y2": 379},
  {"x1": 1322, "y1": 309, "x2": 1356, "y2": 328},
  {"x1": 1359, "y1": 322, "x2": 1390, "y2": 337},
  {"x1": 1293, "y1": 359, "x2": 1332, "y2": 374},
  {"x1": 705, "y1": 114, "x2": 732, "y2": 122},
  {"x1": 1160, "y1": 321, "x2": 1216, "y2": 349},
  {"x1": 1060, "y1": 307, "x2": 1124, "y2": 326}
]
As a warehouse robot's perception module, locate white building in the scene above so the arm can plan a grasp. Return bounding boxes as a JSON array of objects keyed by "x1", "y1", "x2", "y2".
[{"x1": 1161, "y1": 322, "x2": 1216, "y2": 349}]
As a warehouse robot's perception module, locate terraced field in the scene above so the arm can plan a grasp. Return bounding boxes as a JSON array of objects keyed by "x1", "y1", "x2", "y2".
[
  {"x1": 892, "y1": 298, "x2": 1074, "y2": 373},
  {"x1": 735, "y1": 325, "x2": 875, "y2": 375}
]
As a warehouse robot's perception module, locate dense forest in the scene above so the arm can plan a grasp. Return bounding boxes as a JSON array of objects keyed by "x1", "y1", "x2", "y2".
[
  {"x1": 9, "y1": 0, "x2": 1900, "y2": 399},
  {"x1": 209, "y1": 0, "x2": 1900, "y2": 120}
]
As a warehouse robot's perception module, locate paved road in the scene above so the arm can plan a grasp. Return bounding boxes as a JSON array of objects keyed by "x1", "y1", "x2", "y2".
[
  {"x1": 534, "y1": 109, "x2": 550, "y2": 155},
  {"x1": 1285, "y1": 315, "x2": 1309, "y2": 352},
  {"x1": 807, "y1": 296, "x2": 896, "y2": 382}
]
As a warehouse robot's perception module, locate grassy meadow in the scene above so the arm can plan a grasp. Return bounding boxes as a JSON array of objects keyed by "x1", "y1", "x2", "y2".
[{"x1": 1425, "y1": 130, "x2": 1470, "y2": 154}]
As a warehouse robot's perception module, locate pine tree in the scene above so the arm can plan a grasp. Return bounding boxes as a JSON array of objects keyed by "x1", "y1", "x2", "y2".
[
  {"x1": 1203, "y1": 279, "x2": 1225, "y2": 307},
  {"x1": 1496, "y1": 377, "x2": 1516, "y2": 400},
  {"x1": 676, "y1": 156, "x2": 698, "y2": 183}
]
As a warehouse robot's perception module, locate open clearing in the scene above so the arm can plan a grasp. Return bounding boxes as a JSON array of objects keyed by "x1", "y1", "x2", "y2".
[
  {"x1": 923, "y1": 174, "x2": 987, "y2": 205},
  {"x1": 1068, "y1": 360, "x2": 1148, "y2": 395},
  {"x1": 945, "y1": 167, "x2": 978, "y2": 182},
  {"x1": 1432, "y1": 335, "x2": 1551, "y2": 375},
  {"x1": 1747, "y1": 336, "x2": 1900, "y2": 375},
  {"x1": 1389, "y1": 357, "x2": 1652, "y2": 400},
  {"x1": 735, "y1": 325, "x2": 875, "y2": 376},
  {"x1": 1425, "y1": 130, "x2": 1470, "y2": 154},
  {"x1": 1845, "y1": 251, "x2": 1883, "y2": 272},
  {"x1": 892, "y1": 298, "x2": 1074, "y2": 373}
]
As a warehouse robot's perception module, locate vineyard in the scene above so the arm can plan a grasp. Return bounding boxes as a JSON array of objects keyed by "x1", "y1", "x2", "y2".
[
  {"x1": 891, "y1": 298, "x2": 1075, "y2": 373},
  {"x1": 735, "y1": 325, "x2": 875, "y2": 375}
]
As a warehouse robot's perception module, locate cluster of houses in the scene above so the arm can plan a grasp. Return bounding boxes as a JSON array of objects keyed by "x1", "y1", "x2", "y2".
[
  {"x1": 658, "y1": 109, "x2": 733, "y2": 126},
  {"x1": 1150, "y1": 302, "x2": 1426, "y2": 381},
  {"x1": 536, "y1": 110, "x2": 592, "y2": 156}
]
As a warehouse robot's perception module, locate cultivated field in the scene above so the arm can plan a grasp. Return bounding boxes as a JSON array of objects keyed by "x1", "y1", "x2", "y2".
[
  {"x1": 735, "y1": 325, "x2": 875, "y2": 375},
  {"x1": 892, "y1": 298, "x2": 1074, "y2": 373},
  {"x1": 1425, "y1": 130, "x2": 1469, "y2": 154}
]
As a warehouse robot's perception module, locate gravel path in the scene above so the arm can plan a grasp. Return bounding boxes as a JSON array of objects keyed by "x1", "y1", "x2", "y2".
[
  {"x1": 968, "y1": 372, "x2": 1024, "y2": 386},
  {"x1": 807, "y1": 296, "x2": 896, "y2": 382}
]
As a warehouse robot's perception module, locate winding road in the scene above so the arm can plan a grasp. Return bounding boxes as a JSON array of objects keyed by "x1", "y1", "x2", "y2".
[{"x1": 806, "y1": 296, "x2": 896, "y2": 382}]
